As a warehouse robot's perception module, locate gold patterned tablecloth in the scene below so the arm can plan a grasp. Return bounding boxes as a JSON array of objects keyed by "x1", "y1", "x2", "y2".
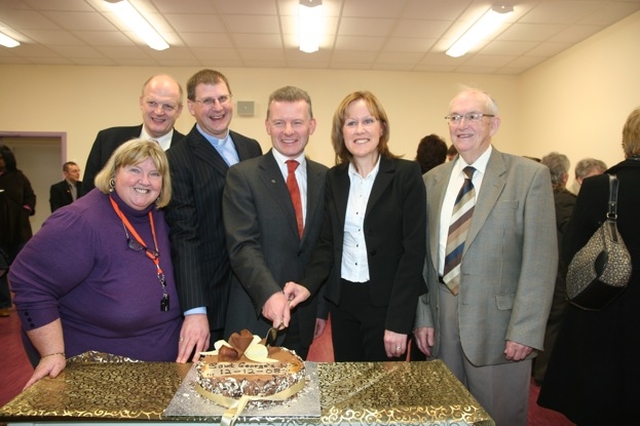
[{"x1": 0, "y1": 352, "x2": 494, "y2": 425}]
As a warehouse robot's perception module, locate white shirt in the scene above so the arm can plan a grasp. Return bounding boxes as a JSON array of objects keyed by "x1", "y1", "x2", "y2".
[
  {"x1": 140, "y1": 127, "x2": 173, "y2": 151},
  {"x1": 271, "y1": 149, "x2": 308, "y2": 225},
  {"x1": 341, "y1": 158, "x2": 381, "y2": 283},
  {"x1": 438, "y1": 145, "x2": 492, "y2": 275}
]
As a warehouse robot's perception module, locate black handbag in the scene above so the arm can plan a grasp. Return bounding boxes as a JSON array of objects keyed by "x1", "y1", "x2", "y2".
[{"x1": 565, "y1": 174, "x2": 632, "y2": 311}]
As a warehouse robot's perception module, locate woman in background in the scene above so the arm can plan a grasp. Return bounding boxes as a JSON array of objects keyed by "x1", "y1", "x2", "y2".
[
  {"x1": 538, "y1": 108, "x2": 640, "y2": 424},
  {"x1": 0, "y1": 144, "x2": 36, "y2": 317},
  {"x1": 287, "y1": 91, "x2": 426, "y2": 362},
  {"x1": 10, "y1": 139, "x2": 182, "y2": 388},
  {"x1": 415, "y1": 133, "x2": 447, "y2": 174}
]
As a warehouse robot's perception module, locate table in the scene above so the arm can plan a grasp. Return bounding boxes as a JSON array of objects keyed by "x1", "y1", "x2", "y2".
[{"x1": 0, "y1": 352, "x2": 494, "y2": 425}]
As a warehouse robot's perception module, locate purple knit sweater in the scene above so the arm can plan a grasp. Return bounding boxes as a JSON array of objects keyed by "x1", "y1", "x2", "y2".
[{"x1": 10, "y1": 189, "x2": 182, "y2": 361}]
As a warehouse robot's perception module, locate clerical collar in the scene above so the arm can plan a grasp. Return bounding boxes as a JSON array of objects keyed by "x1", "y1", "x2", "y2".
[{"x1": 197, "y1": 124, "x2": 230, "y2": 146}]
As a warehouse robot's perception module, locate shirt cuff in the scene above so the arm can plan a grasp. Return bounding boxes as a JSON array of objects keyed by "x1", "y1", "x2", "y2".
[{"x1": 184, "y1": 307, "x2": 207, "y2": 316}]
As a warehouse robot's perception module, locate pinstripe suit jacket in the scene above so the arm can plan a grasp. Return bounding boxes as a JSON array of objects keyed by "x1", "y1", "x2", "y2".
[
  {"x1": 416, "y1": 147, "x2": 557, "y2": 366},
  {"x1": 80, "y1": 124, "x2": 184, "y2": 196},
  {"x1": 165, "y1": 124, "x2": 262, "y2": 331},
  {"x1": 222, "y1": 150, "x2": 328, "y2": 354}
]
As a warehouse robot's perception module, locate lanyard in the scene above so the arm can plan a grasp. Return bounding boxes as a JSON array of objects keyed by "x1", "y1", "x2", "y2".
[{"x1": 109, "y1": 196, "x2": 170, "y2": 311}]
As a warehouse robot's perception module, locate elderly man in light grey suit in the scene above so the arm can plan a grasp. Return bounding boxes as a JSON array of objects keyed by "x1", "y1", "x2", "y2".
[
  {"x1": 414, "y1": 87, "x2": 557, "y2": 426},
  {"x1": 222, "y1": 86, "x2": 327, "y2": 359}
]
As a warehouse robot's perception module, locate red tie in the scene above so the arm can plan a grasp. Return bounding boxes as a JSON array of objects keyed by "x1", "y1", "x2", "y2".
[{"x1": 286, "y1": 160, "x2": 304, "y2": 238}]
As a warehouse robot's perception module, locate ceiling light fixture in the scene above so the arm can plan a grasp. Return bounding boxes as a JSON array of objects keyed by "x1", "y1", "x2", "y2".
[
  {"x1": 0, "y1": 31, "x2": 20, "y2": 48},
  {"x1": 299, "y1": 0, "x2": 323, "y2": 53},
  {"x1": 446, "y1": 4, "x2": 514, "y2": 58},
  {"x1": 103, "y1": 0, "x2": 169, "y2": 51}
]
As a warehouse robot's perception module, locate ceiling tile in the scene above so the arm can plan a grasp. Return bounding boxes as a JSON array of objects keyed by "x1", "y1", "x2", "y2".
[
  {"x1": 164, "y1": 14, "x2": 226, "y2": 33},
  {"x1": 0, "y1": 0, "x2": 637, "y2": 75}
]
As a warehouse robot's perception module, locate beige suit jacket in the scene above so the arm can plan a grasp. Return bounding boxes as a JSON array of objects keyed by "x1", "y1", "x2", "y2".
[{"x1": 416, "y1": 147, "x2": 557, "y2": 366}]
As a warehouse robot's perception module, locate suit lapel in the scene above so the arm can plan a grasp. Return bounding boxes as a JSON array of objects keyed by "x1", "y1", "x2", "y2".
[
  {"x1": 259, "y1": 151, "x2": 300, "y2": 240},
  {"x1": 332, "y1": 163, "x2": 350, "y2": 230},
  {"x1": 428, "y1": 162, "x2": 454, "y2": 268},
  {"x1": 188, "y1": 126, "x2": 229, "y2": 177},
  {"x1": 365, "y1": 156, "x2": 394, "y2": 218},
  {"x1": 230, "y1": 131, "x2": 253, "y2": 161},
  {"x1": 464, "y1": 149, "x2": 506, "y2": 252}
]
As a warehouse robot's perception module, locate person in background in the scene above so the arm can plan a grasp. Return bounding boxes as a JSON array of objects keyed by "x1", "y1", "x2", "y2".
[
  {"x1": 533, "y1": 152, "x2": 576, "y2": 386},
  {"x1": 0, "y1": 144, "x2": 36, "y2": 318},
  {"x1": 10, "y1": 139, "x2": 182, "y2": 388},
  {"x1": 165, "y1": 69, "x2": 262, "y2": 363},
  {"x1": 415, "y1": 134, "x2": 447, "y2": 174},
  {"x1": 223, "y1": 86, "x2": 328, "y2": 359},
  {"x1": 49, "y1": 161, "x2": 82, "y2": 212},
  {"x1": 286, "y1": 91, "x2": 426, "y2": 362},
  {"x1": 411, "y1": 132, "x2": 447, "y2": 361},
  {"x1": 413, "y1": 87, "x2": 556, "y2": 426},
  {"x1": 574, "y1": 157, "x2": 607, "y2": 190},
  {"x1": 80, "y1": 74, "x2": 184, "y2": 196},
  {"x1": 538, "y1": 107, "x2": 640, "y2": 425},
  {"x1": 446, "y1": 144, "x2": 457, "y2": 161}
]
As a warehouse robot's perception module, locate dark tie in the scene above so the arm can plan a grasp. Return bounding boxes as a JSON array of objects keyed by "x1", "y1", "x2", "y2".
[
  {"x1": 286, "y1": 160, "x2": 304, "y2": 238},
  {"x1": 442, "y1": 166, "x2": 476, "y2": 295},
  {"x1": 69, "y1": 184, "x2": 77, "y2": 201}
]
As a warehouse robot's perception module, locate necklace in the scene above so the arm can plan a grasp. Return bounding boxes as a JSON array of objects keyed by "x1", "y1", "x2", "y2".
[{"x1": 109, "y1": 196, "x2": 170, "y2": 312}]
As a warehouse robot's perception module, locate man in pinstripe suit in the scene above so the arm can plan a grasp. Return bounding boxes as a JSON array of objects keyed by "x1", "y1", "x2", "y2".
[{"x1": 165, "y1": 70, "x2": 262, "y2": 363}]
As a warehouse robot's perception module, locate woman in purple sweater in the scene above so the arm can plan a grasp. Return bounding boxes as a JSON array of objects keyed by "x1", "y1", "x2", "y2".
[{"x1": 10, "y1": 139, "x2": 182, "y2": 388}]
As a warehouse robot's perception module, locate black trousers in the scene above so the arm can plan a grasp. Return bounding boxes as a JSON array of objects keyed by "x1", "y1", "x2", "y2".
[{"x1": 330, "y1": 279, "x2": 404, "y2": 362}]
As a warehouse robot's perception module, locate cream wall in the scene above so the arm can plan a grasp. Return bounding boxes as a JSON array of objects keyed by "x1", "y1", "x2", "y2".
[
  {"x1": 0, "y1": 66, "x2": 518, "y2": 170},
  {"x1": 1, "y1": 10, "x2": 639, "y2": 180},
  {"x1": 519, "y1": 10, "x2": 640, "y2": 188}
]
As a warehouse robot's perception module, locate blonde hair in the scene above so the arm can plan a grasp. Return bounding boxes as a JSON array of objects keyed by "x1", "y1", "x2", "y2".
[
  {"x1": 622, "y1": 107, "x2": 640, "y2": 158},
  {"x1": 95, "y1": 139, "x2": 172, "y2": 208}
]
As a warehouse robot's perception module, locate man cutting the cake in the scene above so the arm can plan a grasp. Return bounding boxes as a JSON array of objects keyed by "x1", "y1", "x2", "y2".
[{"x1": 222, "y1": 86, "x2": 328, "y2": 359}]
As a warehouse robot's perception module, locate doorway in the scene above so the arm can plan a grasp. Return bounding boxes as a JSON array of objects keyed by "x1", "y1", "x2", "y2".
[{"x1": 0, "y1": 132, "x2": 66, "y2": 234}]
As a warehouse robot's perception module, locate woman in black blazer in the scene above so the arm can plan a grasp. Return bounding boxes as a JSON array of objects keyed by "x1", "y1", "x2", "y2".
[
  {"x1": 538, "y1": 107, "x2": 640, "y2": 424},
  {"x1": 288, "y1": 91, "x2": 426, "y2": 361}
]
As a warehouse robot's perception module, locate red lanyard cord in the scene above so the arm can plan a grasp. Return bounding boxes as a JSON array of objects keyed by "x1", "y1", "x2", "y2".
[{"x1": 109, "y1": 196, "x2": 169, "y2": 311}]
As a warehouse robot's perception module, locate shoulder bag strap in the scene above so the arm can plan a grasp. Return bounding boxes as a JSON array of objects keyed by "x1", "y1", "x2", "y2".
[{"x1": 607, "y1": 174, "x2": 619, "y2": 220}]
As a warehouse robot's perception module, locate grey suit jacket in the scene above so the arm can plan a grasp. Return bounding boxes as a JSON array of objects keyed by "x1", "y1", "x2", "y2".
[
  {"x1": 222, "y1": 150, "x2": 328, "y2": 352},
  {"x1": 165, "y1": 125, "x2": 262, "y2": 331},
  {"x1": 416, "y1": 147, "x2": 557, "y2": 366}
]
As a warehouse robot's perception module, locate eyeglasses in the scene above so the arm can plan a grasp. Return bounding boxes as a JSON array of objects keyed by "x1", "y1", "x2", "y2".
[
  {"x1": 344, "y1": 117, "x2": 378, "y2": 129},
  {"x1": 194, "y1": 95, "x2": 231, "y2": 107},
  {"x1": 123, "y1": 225, "x2": 159, "y2": 259},
  {"x1": 444, "y1": 113, "x2": 495, "y2": 124}
]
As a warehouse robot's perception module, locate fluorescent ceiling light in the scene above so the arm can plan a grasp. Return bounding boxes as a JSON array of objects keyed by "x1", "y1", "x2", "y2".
[
  {"x1": 103, "y1": 0, "x2": 169, "y2": 51},
  {"x1": 446, "y1": 5, "x2": 514, "y2": 58},
  {"x1": 0, "y1": 31, "x2": 20, "y2": 48},
  {"x1": 299, "y1": 0, "x2": 323, "y2": 53}
]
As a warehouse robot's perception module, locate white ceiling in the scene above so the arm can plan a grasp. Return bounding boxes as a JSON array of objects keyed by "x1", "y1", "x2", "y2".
[{"x1": 0, "y1": 0, "x2": 639, "y2": 75}]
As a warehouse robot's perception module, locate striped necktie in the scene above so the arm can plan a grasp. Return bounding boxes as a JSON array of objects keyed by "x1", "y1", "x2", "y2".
[{"x1": 442, "y1": 166, "x2": 476, "y2": 295}]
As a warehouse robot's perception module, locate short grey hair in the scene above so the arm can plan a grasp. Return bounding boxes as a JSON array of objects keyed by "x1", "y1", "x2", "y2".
[
  {"x1": 541, "y1": 152, "x2": 570, "y2": 188},
  {"x1": 574, "y1": 158, "x2": 607, "y2": 181}
]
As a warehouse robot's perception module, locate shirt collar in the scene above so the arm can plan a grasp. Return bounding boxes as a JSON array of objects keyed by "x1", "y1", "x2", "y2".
[
  {"x1": 140, "y1": 127, "x2": 173, "y2": 148},
  {"x1": 271, "y1": 148, "x2": 306, "y2": 168},
  {"x1": 454, "y1": 145, "x2": 492, "y2": 176},
  {"x1": 196, "y1": 125, "x2": 230, "y2": 146},
  {"x1": 348, "y1": 156, "x2": 381, "y2": 180}
]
